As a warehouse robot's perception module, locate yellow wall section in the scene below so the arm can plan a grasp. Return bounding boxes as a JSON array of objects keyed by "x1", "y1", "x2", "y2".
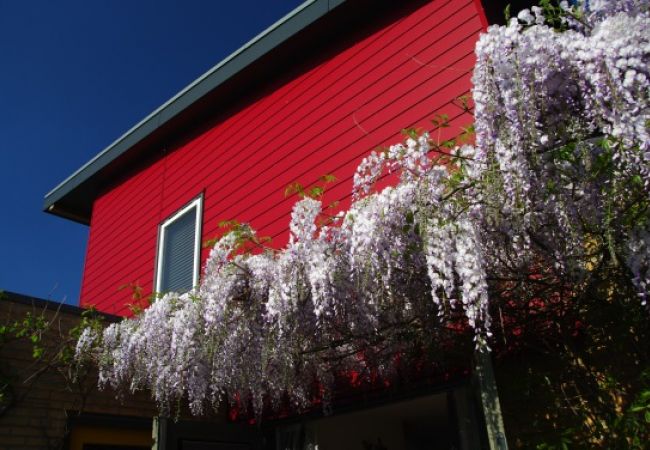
[{"x1": 69, "y1": 425, "x2": 153, "y2": 450}]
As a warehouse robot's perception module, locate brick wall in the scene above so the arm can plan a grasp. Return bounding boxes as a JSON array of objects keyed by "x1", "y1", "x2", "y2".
[{"x1": 0, "y1": 293, "x2": 157, "y2": 450}]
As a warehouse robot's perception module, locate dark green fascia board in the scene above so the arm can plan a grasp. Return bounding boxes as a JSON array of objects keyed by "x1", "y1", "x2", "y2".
[{"x1": 43, "y1": 0, "x2": 347, "y2": 224}]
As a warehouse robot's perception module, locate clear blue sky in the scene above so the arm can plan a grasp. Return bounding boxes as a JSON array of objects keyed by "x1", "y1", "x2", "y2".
[{"x1": 0, "y1": 0, "x2": 303, "y2": 305}]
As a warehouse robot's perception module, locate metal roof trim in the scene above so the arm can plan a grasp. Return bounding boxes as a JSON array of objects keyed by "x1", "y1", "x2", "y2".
[{"x1": 44, "y1": 0, "x2": 344, "y2": 214}]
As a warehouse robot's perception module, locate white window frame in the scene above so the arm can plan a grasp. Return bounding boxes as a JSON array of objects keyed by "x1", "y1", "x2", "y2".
[{"x1": 154, "y1": 195, "x2": 203, "y2": 293}]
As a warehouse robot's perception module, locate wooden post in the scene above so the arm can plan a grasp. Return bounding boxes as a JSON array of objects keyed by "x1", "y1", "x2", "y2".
[
  {"x1": 152, "y1": 416, "x2": 167, "y2": 450},
  {"x1": 474, "y1": 350, "x2": 508, "y2": 450},
  {"x1": 452, "y1": 386, "x2": 484, "y2": 450}
]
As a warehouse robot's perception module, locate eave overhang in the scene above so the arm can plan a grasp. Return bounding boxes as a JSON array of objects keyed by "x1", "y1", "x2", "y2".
[{"x1": 43, "y1": 0, "x2": 348, "y2": 225}]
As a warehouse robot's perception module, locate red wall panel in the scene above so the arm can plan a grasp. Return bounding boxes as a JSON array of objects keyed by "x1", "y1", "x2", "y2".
[{"x1": 79, "y1": 0, "x2": 485, "y2": 315}]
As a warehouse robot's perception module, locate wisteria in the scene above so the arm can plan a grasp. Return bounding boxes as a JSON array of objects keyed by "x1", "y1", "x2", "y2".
[{"x1": 76, "y1": 1, "x2": 649, "y2": 418}]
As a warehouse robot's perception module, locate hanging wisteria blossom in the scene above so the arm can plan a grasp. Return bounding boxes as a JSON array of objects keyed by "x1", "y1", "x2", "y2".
[{"x1": 75, "y1": 1, "x2": 650, "y2": 418}]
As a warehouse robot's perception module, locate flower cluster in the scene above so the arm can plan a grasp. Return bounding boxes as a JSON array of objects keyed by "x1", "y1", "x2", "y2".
[
  {"x1": 472, "y1": 0, "x2": 649, "y2": 275},
  {"x1": 77, "y1": 1, "x2": 649, "y2": 418}
]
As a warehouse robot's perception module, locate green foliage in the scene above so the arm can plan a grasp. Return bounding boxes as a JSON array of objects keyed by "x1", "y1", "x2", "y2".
[
  {"x1": 319, "y1": 174, "x2": 337, "y2": 184},
  {"x1": 535, "y1": 429, "x2": 573, "y2": 450},
  {"x1": 206, "y1": 173, "x2": 341, "y2": 256},
  {"x1": 284, "y1": 181, "x2": 305, "y2": 198},
  {"x1": 401, "y1": 127, "x2": 423, "y2": 140},
  {"x1": 0, "y1": 299, "x2": 106, "y2": 423},
  {"x1": 453, "y1": 95, "x2": 473, "y2": 114},
  {"x1": 613, "y1": 371, "x2": 650, "y2": 449},
  {"x1": 538, "y1": 0, "x2": 571, "y2": 31},
  {"x1": 118, "y1": 281, "x2": 152, "y2": 315},
  {"x1": 285, "y1": 174, "x2": 337, "y2": 201},
  {"x1": 496, "y1": 265, "x2": 650, "y2": 449},
  {"x1": 430, "y1": 113, "x2": 449, "y2": 129},
  {"x1": 1, "y1": 311, "x2": 49, "y2": 359},
  {"x1": 505, "y1": 0, "x2": 581, "y2": 32}
]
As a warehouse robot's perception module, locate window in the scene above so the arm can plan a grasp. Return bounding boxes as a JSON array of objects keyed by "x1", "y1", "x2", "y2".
[{"x1": 155, "y1": 195, "x2": 203, "y2": 293}]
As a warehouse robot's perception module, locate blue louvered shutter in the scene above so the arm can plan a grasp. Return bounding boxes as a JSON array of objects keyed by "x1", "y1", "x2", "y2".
[{"x1": 159, "y1": 206, "x2": 197, "y2": 293}]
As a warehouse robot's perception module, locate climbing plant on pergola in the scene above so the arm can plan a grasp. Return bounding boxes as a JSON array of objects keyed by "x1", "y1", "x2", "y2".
[{"x1": 76, "y1": 1, "x2": 649, "y2": 445}]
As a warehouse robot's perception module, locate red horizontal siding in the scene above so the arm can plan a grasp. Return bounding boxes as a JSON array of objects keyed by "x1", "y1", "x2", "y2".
[{"x1": 79, "y1": 0, "x2": 486, "y2": 315}]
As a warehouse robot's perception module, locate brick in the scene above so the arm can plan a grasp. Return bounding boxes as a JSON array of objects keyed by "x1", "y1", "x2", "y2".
[{"x1": 0, "y1": 435, "x2": 26, "y2": 445}]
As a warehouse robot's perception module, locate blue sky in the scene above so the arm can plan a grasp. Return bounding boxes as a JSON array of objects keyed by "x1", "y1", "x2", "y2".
[{"x1": 0, "y1": 0, "x2": 303, "y2": 304}]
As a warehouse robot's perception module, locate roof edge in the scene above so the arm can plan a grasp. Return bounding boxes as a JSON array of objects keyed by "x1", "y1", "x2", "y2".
[
  {"x1": 44, "y1": 0, "x2": 346, "y2": 219},
  {"x1": 1, "y1": 290, "x2": 121, "y2": 321}
]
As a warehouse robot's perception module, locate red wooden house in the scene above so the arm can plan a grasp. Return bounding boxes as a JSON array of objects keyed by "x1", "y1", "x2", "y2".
[{"x1": 44, "y1": 0, "x2": 522, "y2": 447}]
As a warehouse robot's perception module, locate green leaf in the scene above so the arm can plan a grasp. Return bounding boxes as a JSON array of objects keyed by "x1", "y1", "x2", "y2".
[
  {"x1": 455, "y1": 95, "x2": 471, "y2": 113},
  {"x1": 319, "y1": 174, "x2": 337, "y2": 184},
  {"x1": 402, "y1": 128, "x2": 419, "y2": 139},
  {"x1": 218, "y1": 219, "x2": 240, "y2": 229},
  {"x1": 285, "y1": 182, "x2": 304, "y2": 198},
  {"x1": 203, "y1": 238, "x2": 218, "y2": 248},
  {"x1": 309, "y1": 186, "x2": 324, "y2": 199}
]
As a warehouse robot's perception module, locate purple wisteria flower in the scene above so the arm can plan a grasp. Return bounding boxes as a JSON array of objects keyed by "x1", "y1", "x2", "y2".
[{"x1": 76, "y1": 1, "x2": 650, "y2": 418}]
